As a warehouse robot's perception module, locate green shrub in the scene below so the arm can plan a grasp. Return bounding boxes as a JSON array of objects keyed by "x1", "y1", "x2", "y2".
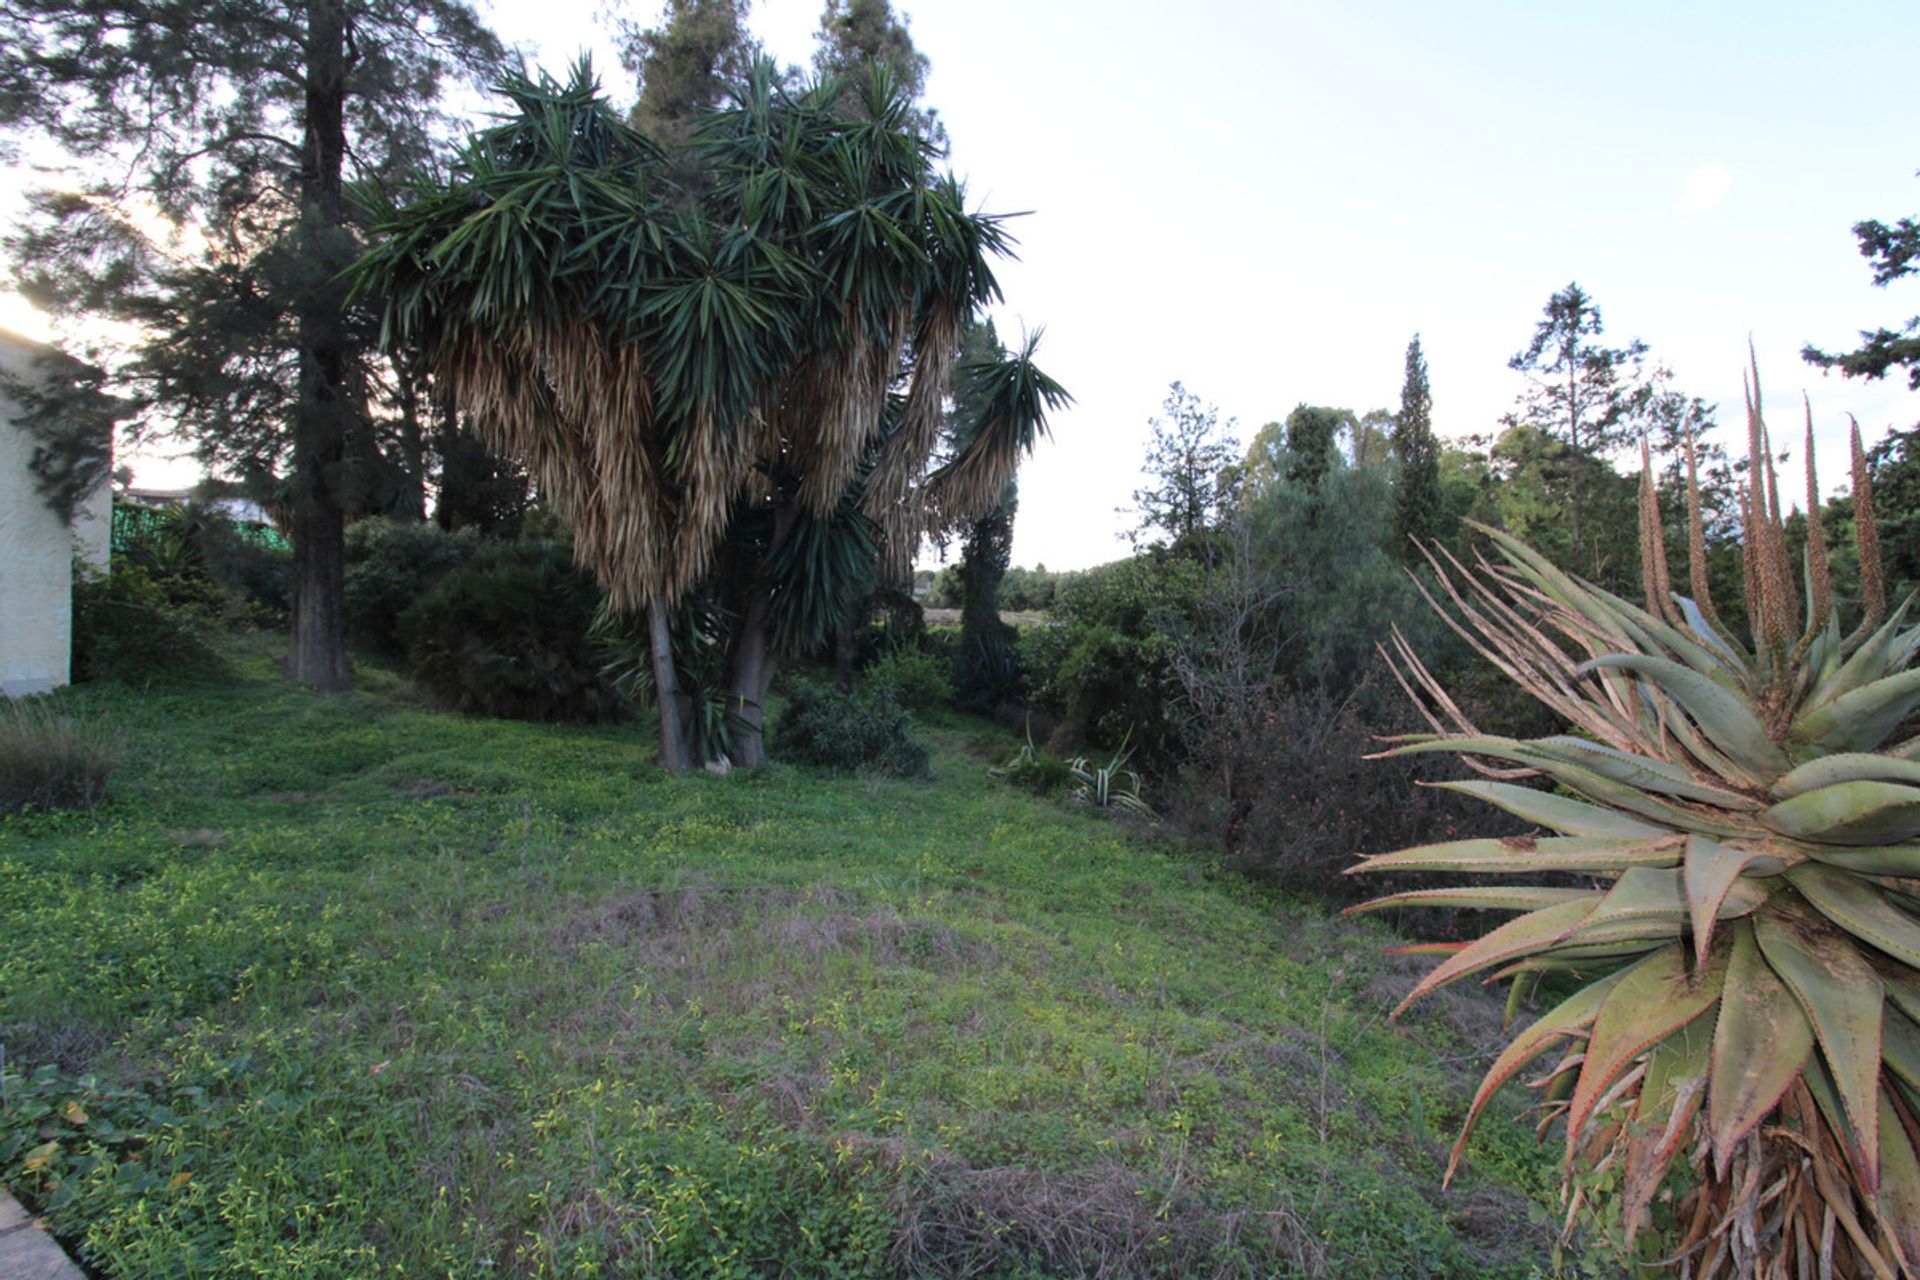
[
  {"x1": 0, "y1": 700, "x2": 118, "y2": 815},
  {"x1": 775, "y1": 679, "x2": 929, "y2": 776},
  {"x1": 70, "y1": 564, "x2": 222, "y2": 687},
  {"x1": 1020, "y1": 554, "x2": 1204, "y2": 768},
  {"x1": 344, "y1": 518, "x2": 478, "y2": 658},
  {"x1": 864, "y1": 645, "x2": 952, "y2": 710},
  {"x1": 113, "y1": 500, "x2": 288, "y2": 623},
  {"x1": 398, "y1": 540, "x2": 626, "y2": 723},
  {"x1": 988, "y1": 724, "x2": 1072, "y2": 795}
]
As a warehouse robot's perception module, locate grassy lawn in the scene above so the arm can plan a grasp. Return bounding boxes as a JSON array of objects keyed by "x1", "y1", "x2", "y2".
[{"x1": 1, "y1": 642, "x2": 1562, "y2": 1278}]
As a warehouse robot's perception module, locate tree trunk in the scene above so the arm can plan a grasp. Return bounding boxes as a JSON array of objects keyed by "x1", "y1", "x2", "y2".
[
  {"x1": 284, "y1": 0, "x2": 354, "y2": 691},
  {"x1": 726, "y1": 589, "x2": 775, "y2": 768},
  {"x1": 649, "y1": 595, "x2": 692, "y2": 773},
  {"x1": 833, "y1": 611, "x2": 856, "y2": 694},
  {"x1": 394, "y1": 366, "x2": 427, "y2": 522}
]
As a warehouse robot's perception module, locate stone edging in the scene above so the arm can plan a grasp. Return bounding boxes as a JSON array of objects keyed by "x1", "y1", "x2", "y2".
[{"x1": 0, "y1": 1190, "x2": 87, "y2": 1279}]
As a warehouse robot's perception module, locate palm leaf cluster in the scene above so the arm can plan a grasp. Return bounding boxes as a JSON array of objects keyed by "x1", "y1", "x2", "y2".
[
  {"x1": 1356, "y1": 369, "x2": 1920, "y2": 1277},
  {"x1": 350, "y1": 58, "x2": 1066, "y2": 615}
]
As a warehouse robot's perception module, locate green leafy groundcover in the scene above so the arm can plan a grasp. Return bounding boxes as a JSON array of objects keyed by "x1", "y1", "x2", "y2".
[{"x1": 1, "y1": 639, "x2": 1559, "y2": 1278}]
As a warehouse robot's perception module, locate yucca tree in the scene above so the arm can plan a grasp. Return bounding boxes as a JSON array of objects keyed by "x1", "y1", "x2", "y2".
[
  {"x1": 351, "y1": 61, "x2": 1066, "y2": 769},
  {"x1": 1354, "y1": 369, "x2": 1920, "y2": 1277}
]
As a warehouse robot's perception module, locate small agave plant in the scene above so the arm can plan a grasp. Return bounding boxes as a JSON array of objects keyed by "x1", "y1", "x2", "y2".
[{"x1": 1352, "y1": 370, "x2": 1920, "y2": 1278}]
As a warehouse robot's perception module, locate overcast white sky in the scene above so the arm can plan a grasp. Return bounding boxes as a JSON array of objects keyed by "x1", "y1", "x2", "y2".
[
  {"x1": 6, "y1": 0, "x2": 1918, "y2": 570},
  {"x1": 463, "y1": 0, "x2": 1920, "y2": 569}
]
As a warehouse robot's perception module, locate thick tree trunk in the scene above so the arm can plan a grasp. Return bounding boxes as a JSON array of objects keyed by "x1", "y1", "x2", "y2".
[
  {"x1": 394, "y1": 368, "x2": 427, "y2": 522},
  {"x1": 726, "y1": 589, "x2": 775, "y2": 768},
  {"x1": 833, "y1": 612, "x2": 856, "y2": 694},
  {"x1": 649, "y1": 595, "x2": 692, "y2": 772},
  {"x1": 284, "y1": 0, "x2": 354, "y2": 691}
]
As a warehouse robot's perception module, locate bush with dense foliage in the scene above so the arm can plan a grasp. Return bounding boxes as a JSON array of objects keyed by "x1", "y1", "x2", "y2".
[
  {"x1": 114, "y1": 500, "x2": 290, "y2": 622},
  {"x1": 0, "y1": 699, "x2": 118, "y2": 815},
  {"x1": 864, "y1": 644, "x2": 953, "y2": 710},
  {"x1": 1020, "y1": 553, "x2": 1205, "y2": 769},
  {"x1": 70, "y1": 564, "x2": 222, "y2": 687},
  {"x1": 1168, "y1": 686, "x2": 1504, "y2": 898},
  {"x1": 1355, "y1": 409, "x2": 1920, "y2": 1277},
  {"x1": 343, "y1": 518, "x2": 479, "y2": 657},
  {"x1": 399, "y1": 540, "x2": 626, "y2": 723},
  {"x1": 775, "y1": 678, "x2": 929, "y2": 777}
]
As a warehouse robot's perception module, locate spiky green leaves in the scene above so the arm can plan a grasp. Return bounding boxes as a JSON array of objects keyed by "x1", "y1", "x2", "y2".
[{"x1": 1362, "y1": 375, "x2": 1920, "y2": 1275}]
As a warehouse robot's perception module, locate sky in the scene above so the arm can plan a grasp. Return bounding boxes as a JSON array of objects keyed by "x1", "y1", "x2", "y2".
[{"x1": 5, "y1": 0, "x2": 1918, "y2": 570}]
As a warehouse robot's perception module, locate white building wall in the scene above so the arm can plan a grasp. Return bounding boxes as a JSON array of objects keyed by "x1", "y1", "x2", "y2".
[{"x1": 1, "y1": 330, "x2": 110, "y2": 698}]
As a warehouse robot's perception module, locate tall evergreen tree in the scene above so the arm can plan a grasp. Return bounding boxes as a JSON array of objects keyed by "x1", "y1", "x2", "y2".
[
  {"x1": 1127, "y1": 382, "x2": 1239, "y2": 550},
  {"x1": 1391, "y1": 333, "x2": 1441, "y2": 559},
  {"x1": 1282, "y1": 404, "x2": 1354, "y2": 489},
  {"x1": 812, "y1": 0, "x2": 940, "y2": 142},
  {"x1": 1803, "y1": 183, "x2": 1920, "y2": 389},
  {"x1": 1504, "y1": 282, "x2": 1647, "y2": 574},
  {"x1": 621, "y1": 0, "x2": 760, "y2": 145},
  {"x1": 0, "y1": 0, "x2": 507, "y2": 689}
]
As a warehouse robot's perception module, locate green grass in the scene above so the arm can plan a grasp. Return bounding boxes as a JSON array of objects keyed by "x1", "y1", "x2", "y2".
[{"x1": 1, "y1": 640, "x2": 1561, "y2": 1278}]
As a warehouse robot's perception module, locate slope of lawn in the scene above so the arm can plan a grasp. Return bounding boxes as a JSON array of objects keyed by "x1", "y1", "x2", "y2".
[{"x1": 1, "y1": 643, "x2": 1563, "y2": 1278}]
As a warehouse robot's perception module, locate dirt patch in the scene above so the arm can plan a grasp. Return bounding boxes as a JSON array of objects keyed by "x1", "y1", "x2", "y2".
[
  {"x1": 890, "y1": 1155, "x2": 1322, "y2": 1280},
  {"x1": 547, "y1": 882, "x2": 801, "y2": 956},
  {"x1": 548, "y1": 882, "x2": 989, "y2": 973},
  {"x1": 1363, "y1": 952, "x2": 1509, "y2": 1055},
  {"x1": 774, "y1": 907, "x2": 992, "y2": 970},
  {"x1": 0, "y1": 1017, "x2": 113, "y2": 1075},
  {"x1": 1186, "y1": 1028, "x2": 1360, "y2": 1128},
  {"x1": 393, "y1": 778, "x2": 456, "y2": 801}
]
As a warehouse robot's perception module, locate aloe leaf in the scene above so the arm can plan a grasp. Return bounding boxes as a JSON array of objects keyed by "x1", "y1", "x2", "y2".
[
  {"x1": 1584, "y1": 865, "x2": 1767, "y2": 936},
  {"x1": 1763, "y1": 779, "x2": 1920, "y2": 846},
  {"x1": 1773, "y1": 752, "x2": 1920, "y2": 798},
  {"x1": 1792, "y1": 667, "x2": 1920, "y2": 755},
  {"x1": 1801, "y1": 845, "x2": 1920, "y2": 877},
  {"x1": 1673, "y1": 593, "x2": 1748, "y2": 670},
  {"x1": 1886, "y1": 1010, "x2": 1920, "y2": 1090},
  {"x1": 1391, "y1": 899, "x2": 1597, "y2": 1017},
  {"x1": 1347, "y1": 886, "x2": 1596, "y2": 914},
  {"x1": 1804, "y1": 594, "x2": 1915, "y2": 711},
  {"x1": 1488, "y1": 941, "x2": 1674, "y2": 978},
  {"x1": 1534, "y1": 736, "x2": 1762, "y2": 809},
  {"x1": 1886, "y1": 969, "x2": 1920, "y2": 1026},
  {"x1": 1387, "y1": 738, "x2": 1746, "y2": 833},
  {"x1": 1707, "y1": 920, "x2": 1814, "y2": 1175},
  {"x1": 1504, "y1": 968, "x2": 1541, "y2": 1031},
  {"x1": 1622, "y1": 1018, "x2": 1712, "y2": 1242},
  {"x1": 1753, "y1": 908, "x2": 1885, "y2": 1189},
  {"x1": 1444, "y1": 965, "x2": 1632, "y2": 1183},
  {"x1": 1684, "y1": 836, "x2": 1780, "y2": 972},
  {"x1": 1565, "y1": 944, "x2": 1723, "y2": 1168},
  {"x1": 1580, "y1": 654, "x2": 1791, "y2": 778},
  {"x1": 1876, "y1": 1090, "x2": 1920, "y2": 1275},
  {"x1": 1788, "y1": 862, "x2": 1920, "y2": 969},
  {"x1": 1433, "y1": 780, "x2": 1672, "y2": 839},
  {"x1": 1350, "y1": 834, "x2": 1683, "y2": 876}
]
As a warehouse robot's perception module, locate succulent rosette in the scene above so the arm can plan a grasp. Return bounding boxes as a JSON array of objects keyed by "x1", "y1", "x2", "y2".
[{"x1": 1356, "y1": 376, "x2": 1920, "y2": 1278}]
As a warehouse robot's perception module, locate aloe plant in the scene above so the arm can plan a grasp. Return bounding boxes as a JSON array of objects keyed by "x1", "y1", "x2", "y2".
[
  {"x1": 1069, "y1": 728, "x2": 1157, "y2": 820},
  {"x1": 1354, "y1": 371, "x2": 1920, "y2": 1277}
]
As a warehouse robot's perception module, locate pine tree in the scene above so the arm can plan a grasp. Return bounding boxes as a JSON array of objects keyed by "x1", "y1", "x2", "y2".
[
  {"x1": 1803, "y1": 189, "x2": 1920, "y2": 389},
  {"x1": 1391, "y1": 333, "x2": 1442, "y2": 559},
  {"x1": 813, "y1": 0, "x2": 941, "y2": 143},
  {"x1": 1504, "y1": 283, "x2": 1648, "y2": 575},
  {"x1": 0, "y1": 0, "x2": 507, "y2": 689},
  {"x1": 622, "y1": 0, "x2": 760, "y2": 145},
  {"x1": 1127, "y1": 382, "x2": 1240, "y2": 550}
]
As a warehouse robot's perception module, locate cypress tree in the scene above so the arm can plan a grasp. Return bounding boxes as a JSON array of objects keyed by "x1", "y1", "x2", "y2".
[{"x1": 1391, "y1": 333, "x2": 1442, "y2": 559}]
